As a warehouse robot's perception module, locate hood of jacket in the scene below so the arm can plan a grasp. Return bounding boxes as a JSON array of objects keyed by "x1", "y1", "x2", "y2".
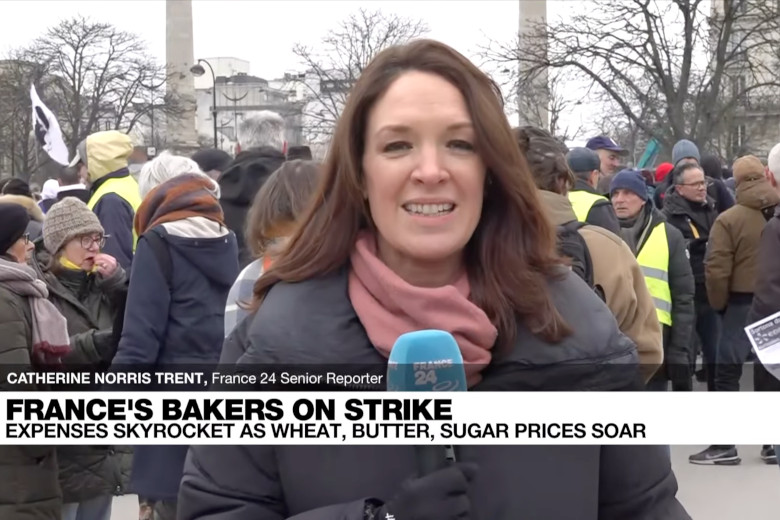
[
  {"x1": 539, "y1": 190, "x2": 577, "y2": 225},
  {"x1": 0, "y1": 194, "x2": 44, "y2": 222},
  {"x1": 83, "y1": 131, "x2": 133, "y2": 183},
  {"x1": 159, "y1": 217, "x2": 238, "y2": 288},
  {"x1": 735, "y1": 177, "x2": 780, "y2": 210},
  {"x1": 218, "y1": 147, "x2": 286, "y2": 206}
]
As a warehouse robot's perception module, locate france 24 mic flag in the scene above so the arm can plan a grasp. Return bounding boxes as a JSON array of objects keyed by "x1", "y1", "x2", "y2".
[{"x1": 30, "y1": 84, "x2": 69, "y2": 166}]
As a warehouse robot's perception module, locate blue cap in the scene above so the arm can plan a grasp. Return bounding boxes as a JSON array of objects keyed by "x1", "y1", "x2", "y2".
[
  {"x1": 609, "y1": 169, "x2": 648, "y2": 201},
  {"x1": 586, "y1": 136, "x2": 628, "y2": 155},
  {"x1": 566, "y1": 147, "x2": 601, "y2": 173}
]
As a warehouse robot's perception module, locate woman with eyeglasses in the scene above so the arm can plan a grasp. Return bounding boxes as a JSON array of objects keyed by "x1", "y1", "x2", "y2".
[
  {"x1": 0, "y1": 202, "x2": 70, "y2": 519},
  {"x1": 31, "y1": 197, "x2": 130, "y2": 520}
]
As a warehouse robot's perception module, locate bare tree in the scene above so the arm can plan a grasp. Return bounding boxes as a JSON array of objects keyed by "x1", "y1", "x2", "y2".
[
  {"x1": 291, "y1": 9, "x2": 428, "y2": 144},
  {"x1": 482, "y1": 0, "x2": 780, "y2": 155},
  {"x1": 22, "y1": 16, "x2": 184, "y2": 153}
]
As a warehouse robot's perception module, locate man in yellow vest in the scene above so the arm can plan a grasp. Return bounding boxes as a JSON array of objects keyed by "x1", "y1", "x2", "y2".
[
  {"x1": 610, "y1": 169, "x2": 696, "y2": 391},
  {"x1": 565, "y1": 147, "x2": 620, "y2": 234},
  {"x1": 69, "y1": 130, "x2": 140, "y2": 270}
]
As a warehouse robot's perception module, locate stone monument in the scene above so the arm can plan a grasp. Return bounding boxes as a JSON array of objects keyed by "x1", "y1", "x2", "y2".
[{"x1": 166, "y1": 0, "x2": 199, "y2": 152}]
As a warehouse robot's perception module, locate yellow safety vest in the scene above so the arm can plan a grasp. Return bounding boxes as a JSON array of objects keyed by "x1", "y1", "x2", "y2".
[
  {"x1": 568, "y1": 190, "x2": 609, "y2": 223},
  {"x1": 87, "y1": 175, "x2": 142, "y2": 251},
  {"x1": 637, "y1": 222, "x2": 673, "y2": 326}
]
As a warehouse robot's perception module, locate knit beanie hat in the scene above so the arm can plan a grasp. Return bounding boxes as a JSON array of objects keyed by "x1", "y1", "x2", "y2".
[
  {"x1": 732, "y1": 155, "x2": 765, "y2": 185},
  {"x1": 43, "y1": 197, "x2": 104, "y2": 254},
  {"x1": 672, "y1": 139, "x2": 701, "y2": 166},
  {"x1": 655, "y1": 162, "x2": 674, "y2": 183},
  {"x1": 0, "y1": 202, "x2": 30, "y2": 254},
  {"x1": 610, "y1": 169, "x2": 649, "y2": 201}
]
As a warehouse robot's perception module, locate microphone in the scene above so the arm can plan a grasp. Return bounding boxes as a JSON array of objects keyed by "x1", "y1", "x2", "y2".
[{"x1": 386, "y1": 330, "x2": 466, "y2": 475}]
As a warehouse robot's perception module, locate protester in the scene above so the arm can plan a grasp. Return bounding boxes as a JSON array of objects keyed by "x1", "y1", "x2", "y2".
[
  {"x1": 55, "y1": 166, "x2": 91, "y2": 204},
  {"x1": 218, "y1": 111, "x2": 287, "y2": 267},
  {"x1": 111, "y1": 152, "x2": 238, "y2": 520},
  {"x1": 519, "y1": 128, "x2": 662, "y2": 381},
  {"x1": 39, "y1": 178, "x2": 60, "y2": 213},
  {"x1": 706, "y1": 155, "x2": 779, "y2": 392},
  {"x1": 223, "y1": 159, "x2": 321, "y2": 340},
  {"x1": 179, "y1": 39, "x2": 689, "y2": 520},
  {"x1": 662, "y1": 162, "x2": 721, "y2": 393},
  {"x1": 700, "y1": 153, "x2": 735, "y2": 214},
  {"x1": 746, "y1": 142, "x2": 780, "y2": 465},
  {"x1": 0, "y1": 202, "x2": 69, "y2": 520},
  {"x1": 191, "y1": 148, "x2": 232, "y2": 181},
  {"x1": 565, "y1": 146, "x2": 620, "y2": 234},
  {"x1": 610, "y1": 169, "x2": 695, "y2": 391},
  {"x1": 287, "y1": 144, "x2": 313, "y2": 161},
  {"x1": 70, "y1": 130, "x2": 141, "y2": 270},
  {"x1": 35, "y1": 197, "x2": 130, "y2": 520},
  {"x1": 0, "y1": 191, "x2": 45, "y2": 242},
  {"x1": 586, "y1": 135, "x2": 628, "y2": 194},
  {"x1": 655, "y1": 162, "x2": 674, "y2": 185}
]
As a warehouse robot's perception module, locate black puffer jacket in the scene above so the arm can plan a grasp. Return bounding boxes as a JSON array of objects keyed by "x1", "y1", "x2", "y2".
[
  {"x1": 33, "y1": 247, "x2": 133, "y2": 503},
  {"x1": 662, "y1": 189, "x2": 718, "y2": 300},
  {"x1": 218, "y1": 147, "x2": 286, "y2": 267},
  {"x1": 180, "y1": 266, "x2": 690, "y2": 520}
]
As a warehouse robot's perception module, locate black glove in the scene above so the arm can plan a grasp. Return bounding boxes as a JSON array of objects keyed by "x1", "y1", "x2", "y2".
[
  {"x1": 667, "y1": 362, "x2": 692, "y2": 391},
  {"x1": 369, "y1": 462, "x2": 477, "y2": 520},
  {"x1": 93, "y1": 329, "x2": 119, "y2": 363}
]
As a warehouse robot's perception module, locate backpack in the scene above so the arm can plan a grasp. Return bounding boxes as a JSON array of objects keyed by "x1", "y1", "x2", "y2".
[
  {"x1": 557, "y1": 221, "x2": 606, "y2": 302},
  {"x1": 142, "y1": 227, "x2": 173, "y2": 287}
]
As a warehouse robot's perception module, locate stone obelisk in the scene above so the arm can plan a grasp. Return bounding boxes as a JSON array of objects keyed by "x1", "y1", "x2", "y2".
[
  {"x1": 518, "y1": 0, "x2": 549, "y2": 129},
  {"x1": 166, "y1": 0, "x2": 199, "y2": 152}
]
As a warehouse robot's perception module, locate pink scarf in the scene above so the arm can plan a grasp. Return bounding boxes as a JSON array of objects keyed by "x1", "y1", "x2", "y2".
[{"x1": 348, "y1": 232, "x2": 498, "y2": 387}]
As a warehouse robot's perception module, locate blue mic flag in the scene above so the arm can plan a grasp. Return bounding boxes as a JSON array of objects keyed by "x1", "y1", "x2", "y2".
[{"x1": 386, "y1": 330, "x2": 467, "y2": 392}]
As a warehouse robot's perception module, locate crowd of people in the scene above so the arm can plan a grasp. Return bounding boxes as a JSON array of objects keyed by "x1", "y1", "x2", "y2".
[{"x1": 0, "y1": 37, "x2": 778, "y2": 520}]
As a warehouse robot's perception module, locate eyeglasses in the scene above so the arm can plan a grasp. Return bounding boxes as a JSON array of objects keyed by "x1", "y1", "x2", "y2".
[
  {"x1": 22, "y1": 233, "x2": 30, "y2": 244},
  {"x1": 80, "y1": 234, "x2": 108, "y2": 249},
  {"x1": 679, "y1": 181, "x2": 706, "y2": 188}
]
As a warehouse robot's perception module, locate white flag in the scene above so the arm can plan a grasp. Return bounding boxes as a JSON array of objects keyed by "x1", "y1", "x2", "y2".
[{"x1": 30, "y1": 84, "x2": 69, "y2": 166}]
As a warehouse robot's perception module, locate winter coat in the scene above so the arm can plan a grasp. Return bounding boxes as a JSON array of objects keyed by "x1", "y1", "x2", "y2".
[
  {"x1": 89, "y1": 169, "x2": 137, "y2": 270},
  {"x1": 218, "y1": 147, "x2": 286, "y2": 267},
  {"x1": 632, "y1": 205, "x2": 696, "y2": 383},
  {"x1": 0, "y1": 194, "x2": 44, "y2": 242},
  {"x1": 747, "y1": 205, "x2": 780, "y2": 325},
  {"x1": 179, "y1": 265, "x2": 690, "y2": 520},
  {"x1": 112, "y1": 217, "x2": 239, "y2": 501},
  {"x1": 0, "y1": 254, "x2": 61, "y2": 520},
  {"x1": 570, "y1": 179, "x2": 621, "y2": 235},
  {"x1": 32, "y1": 247, "x2": 133, "y2": 503},
  {"x1": 540, "y1": 191, "x2": 662, "y2": 380},
  {"x1": 662, "y1": 188, "x2": 718, "y2": 300},
  {"x1": 705, "y1": 178, "x2": 780, "y2": 311}
]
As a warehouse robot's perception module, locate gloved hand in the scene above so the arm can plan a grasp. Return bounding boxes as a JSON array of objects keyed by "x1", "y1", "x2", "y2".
[
  {"x1": 667, "y1": 362, "x2": 692, "y2": 391},
  {"x1": 371, "y1": 462, "x2": 477, "y2": 520},
  {"x1": 93, "y1": 329, "x2": 119, "y2": 363}
]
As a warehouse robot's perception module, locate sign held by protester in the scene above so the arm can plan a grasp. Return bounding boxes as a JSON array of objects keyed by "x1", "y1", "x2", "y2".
[{"x1": 745, "y1": 310, "x2": 780, "y2": 382}]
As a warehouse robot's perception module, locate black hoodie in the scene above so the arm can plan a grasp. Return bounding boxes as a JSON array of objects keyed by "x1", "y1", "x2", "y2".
[{"x1": 218, "y1": 146, "x2": 286, "y2": 267}]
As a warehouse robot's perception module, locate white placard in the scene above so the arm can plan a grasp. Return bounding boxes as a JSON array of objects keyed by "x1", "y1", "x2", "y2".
[{"x1": 744, "y1": 310, "x2": 780, "y2": 382}]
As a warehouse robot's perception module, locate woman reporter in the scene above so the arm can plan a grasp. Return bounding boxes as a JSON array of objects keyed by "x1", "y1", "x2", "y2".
[{"x1": 179, "y1": 40, "x2": 689, "y2": 520}]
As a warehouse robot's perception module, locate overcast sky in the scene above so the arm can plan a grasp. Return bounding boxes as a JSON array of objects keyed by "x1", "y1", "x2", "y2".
[
  {"x1": 0, "y1": 1, "x2": 602, "y2": 140},
  {"x1": 0, "y1": 0, "x2": 525, "y2": 79}
]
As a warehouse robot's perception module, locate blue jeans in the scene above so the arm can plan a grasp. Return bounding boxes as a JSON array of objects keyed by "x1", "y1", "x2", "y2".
[
  {"x1": 715, "y1": 301, "x2": 753, "y2": 391},
  {"x1": 695, "y1": 298, "x2": 721, "y2": 391},
  {"x1": 61, "y1": 495, "x2": 113, "y2": 520}
]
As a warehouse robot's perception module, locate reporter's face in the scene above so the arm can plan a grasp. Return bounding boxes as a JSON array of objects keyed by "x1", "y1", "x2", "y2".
[{"x1": 361, "y1": 71, "x2": 486, "y2": 275}]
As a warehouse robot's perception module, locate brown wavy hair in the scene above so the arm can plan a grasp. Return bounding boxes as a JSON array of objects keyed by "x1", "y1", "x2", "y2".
[
  {"x1": 515, "y1": 126, "x2": 574, "y2": 194},
  {"x1": 252, "y1": 39, "x2": 571, "y2": 349},
  {"x1": 245, "y1": 159, "x2": 321, "y2": 259}
]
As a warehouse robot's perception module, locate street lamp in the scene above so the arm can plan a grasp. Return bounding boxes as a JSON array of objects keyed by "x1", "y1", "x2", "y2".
[{"x1": 190, "y1": 58, "x2": 218, "y2": 149}]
